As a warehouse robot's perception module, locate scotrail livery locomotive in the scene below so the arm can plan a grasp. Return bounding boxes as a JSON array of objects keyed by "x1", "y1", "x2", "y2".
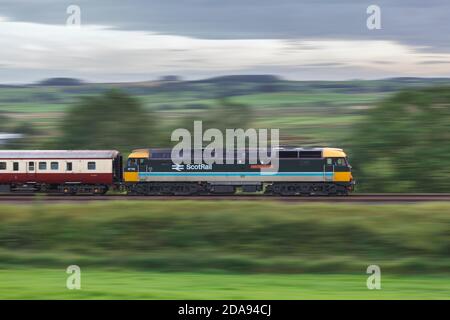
[
  {"x1": 0, "y1": 147, "x2": 354, "y2": 196},
  {"x1": 123, "y1": 147, "x2": 354, "y2": 196}
]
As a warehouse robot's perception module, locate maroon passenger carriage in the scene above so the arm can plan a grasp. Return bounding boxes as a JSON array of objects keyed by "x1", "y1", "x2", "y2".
[{"x1": 0, "y1": 150, "x2": 122, "y2": 194}]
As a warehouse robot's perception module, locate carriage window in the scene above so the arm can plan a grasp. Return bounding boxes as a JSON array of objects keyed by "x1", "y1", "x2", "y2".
[
  {"x1": 66, "y1": 162, "x2": 73, "y2": 171},
  {"x1": 0, "y1": 162, "x2": 6, "y2": 170},
  {"x1": 39, "y1": 162, "x2": 47, "y2": 170},
  {"x1": 28, "y1": 162, "x2": 35, "y2": 171},
  {"x1": 88, "y1": 162, "x2": 96, "y2": 170},
  {"x1": 13, "y1": 162, "x2": 19, "y2": 171},
  {"x1": 51, "y1": 162, "x2": 59, "y2": 170}
]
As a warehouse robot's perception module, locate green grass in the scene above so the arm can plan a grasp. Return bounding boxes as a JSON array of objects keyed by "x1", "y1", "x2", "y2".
[
  {"x1": 0, "y1": 103, "x2": 70, "y2": 113},
  {"x1": 138, "y1": 92, "x2": 385, "y2": 110},
  {"x1": 228, "y1": 92, "x2": 385, "y2": 107},
  {"x1": 0, "y1": 179, "x2": 447, "y2": 299},
  {"x1": 0, "y1": 269, "x2": 448, "y2": 299},
  {"x1": 0, "y1": 201, "x2": 448, "y2": 274}
]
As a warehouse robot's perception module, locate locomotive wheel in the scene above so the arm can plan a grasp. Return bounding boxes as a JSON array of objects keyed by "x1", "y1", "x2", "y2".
[
  {"x1": 269, "y1": 183, "x2": 342, "y2": 196},
  {"x1": 126, "y1": 183, "x2": 203, "y2": 196}
]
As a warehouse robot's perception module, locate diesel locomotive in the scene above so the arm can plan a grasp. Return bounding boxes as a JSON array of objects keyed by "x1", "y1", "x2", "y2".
[
  {"x1": 0, "y1": 147, "x2": 354, "y2": 196},
  {"x1": 124, "y1": 147, "x2": 354, "y2": 196}
]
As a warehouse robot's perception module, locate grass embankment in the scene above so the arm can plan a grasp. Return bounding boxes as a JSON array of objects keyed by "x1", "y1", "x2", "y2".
[{"x1": 0, "y1": 201, "x2": 448, "y2": 273}]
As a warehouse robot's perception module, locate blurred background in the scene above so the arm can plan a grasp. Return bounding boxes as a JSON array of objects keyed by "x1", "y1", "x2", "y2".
[
  {"x1": 0, "y1": 0, "x2": 449, "y2": 299},
  {"x1": 2, "y1": 78, "x2": 450, "y2": 192}
]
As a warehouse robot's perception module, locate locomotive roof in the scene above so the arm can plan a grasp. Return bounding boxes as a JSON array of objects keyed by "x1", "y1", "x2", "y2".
[
  {"x1": 0, "y1": 150, "x2": 120, "y2": 159},
  {"x1": 129, "y1": 147, "x2": 346, "y2": 158}
]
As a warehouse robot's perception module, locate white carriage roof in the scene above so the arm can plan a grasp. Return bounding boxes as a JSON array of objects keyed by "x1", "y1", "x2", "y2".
[{"x1": 0, "y1": 150, "x2": 120, "y2": 159}]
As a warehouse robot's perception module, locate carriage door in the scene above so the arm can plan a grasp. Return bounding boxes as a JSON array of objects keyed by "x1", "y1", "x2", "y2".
[
  {"x1": 65, "y1": 161, "x2": 73, "y2": 182},
  {"x1": 26, "y1": 161, "x2": 36, "y2": 182},
  {"x1": 323, "y1": 158, "x2": 334, "y2": 182}
]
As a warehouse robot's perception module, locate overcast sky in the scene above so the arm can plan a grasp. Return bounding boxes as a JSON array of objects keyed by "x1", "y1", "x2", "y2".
[{"x1": 0, "y1": 0, "x2": 450, "y2": 83}]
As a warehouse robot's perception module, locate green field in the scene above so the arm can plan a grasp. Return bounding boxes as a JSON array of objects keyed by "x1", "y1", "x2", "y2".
[
  {"x1": 1, "y1": 77, "x2": 450, "y2": 147},
  {"x1": 0, "y1": 269, "x2": 448, "y2": 299},
  {"x1": 0, "y1": 200, "x2": 448, "y2": 272},
  {"x1": 0, "y1": 200, "x2": 448, "y2": 299},
  {"x1": 0, "y1": 78, "x2": 420, "y2": 148},
  {"x1": 0, "y1": 90, "x2": 376, "y2": 147}
]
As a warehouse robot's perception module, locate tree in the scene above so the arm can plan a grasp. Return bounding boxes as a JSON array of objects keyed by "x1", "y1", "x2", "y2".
[
  {"x1": 350, "y1": 87, "x2": 450, "y2": 192},
  {"x1": 178, "y1": 98, "x2": 252, "y2": 134},
  {"x1": 57, "y1": 90, "x2": 157, "y2": 151}
]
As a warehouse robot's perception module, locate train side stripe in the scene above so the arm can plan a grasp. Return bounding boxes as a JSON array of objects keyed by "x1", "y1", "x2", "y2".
[{"x1": 138, "y1": 172, "x2": 333, "y2": 177}]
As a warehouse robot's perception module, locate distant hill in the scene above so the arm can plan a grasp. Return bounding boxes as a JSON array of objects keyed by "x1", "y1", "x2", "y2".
[
  {"x1": 36, "y1": 78, "x2": 84, "y2": 86},
  {"x1": 159, "y1": 75, "x2": 182, "y2": 82},
  {"x1": 191, "y1": 75, "x2": 281, "y2": 84},
  {"x1": 18, "y1": 75, "x2": 450, "y2": 98}
]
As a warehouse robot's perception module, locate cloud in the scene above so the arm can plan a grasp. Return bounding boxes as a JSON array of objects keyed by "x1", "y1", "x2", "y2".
[
  {"x1": 1, "y1": 17, "x2": 450, "y2": 82},
  {"x1": 419, "y1": 60, "x2": 450, "y2": 65},
  {"x1": 1, "y1": 0, "x2": 450, "y2": 51}
]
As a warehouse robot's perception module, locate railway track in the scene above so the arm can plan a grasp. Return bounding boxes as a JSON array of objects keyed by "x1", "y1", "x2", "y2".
[{"x1": 1, "y1": 194, "x2": 450, "y2": 203}]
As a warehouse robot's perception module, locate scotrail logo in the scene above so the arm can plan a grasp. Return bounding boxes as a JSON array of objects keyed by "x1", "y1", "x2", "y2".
[
  {"x1": 171, "y1": 163, "x2": 213, "y2": 171},
  {"x1": 186, "y1": 164, "x2": 212, "y2": 170},
  {"x1": 171, "y1": 163, "x2": 184, "y2": 171}
]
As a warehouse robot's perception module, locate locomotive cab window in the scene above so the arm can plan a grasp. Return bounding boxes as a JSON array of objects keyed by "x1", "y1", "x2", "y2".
[
  {"x1": 39, "y1": 162, "x2": 47, "y2": 170},
  {"x1": 88, "y1": 162, "x2": 96, "y2": 170},
  {"x1": 138, "y1": 158, "x2": 148, "y2": 171},
  {"x1": 326, "y1": 158, "x2": 333, "y2": 165},
  {"x1": 0, "y1": 162, "x2": 6, "y2": 170},
  {"x1": 334, "y1": 158, "x2": 347, "y2": 166},
  {"x1": 51, "y1": 162, "x2": 59, "y2": 170}
]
